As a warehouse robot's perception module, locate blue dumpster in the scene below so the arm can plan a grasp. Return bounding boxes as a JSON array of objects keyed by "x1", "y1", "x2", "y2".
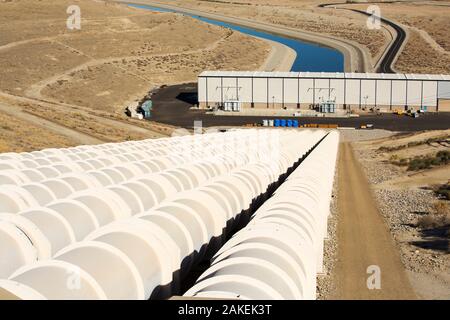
[
  {"x1": 287, "y1": 119, "x2": 293, "y2": 127},
  {"x1": 274, "y1": 119, "x2": 280, "y2": 127},
  {"x1": 293, "y1": 120, "x2": 299, "y2": 128},
  {"x1": 280, "y1": 119, "x2": 286, "y2": 127}
]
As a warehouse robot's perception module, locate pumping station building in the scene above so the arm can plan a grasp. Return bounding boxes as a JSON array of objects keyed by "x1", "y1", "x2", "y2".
[{"x1": 198, "y1": 71, "x2": 450, "y2": 113}]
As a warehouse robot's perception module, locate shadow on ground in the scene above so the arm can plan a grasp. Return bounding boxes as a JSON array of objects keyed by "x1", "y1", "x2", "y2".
[{"x1": 411, "y1": 226, "x2": 450, "y2": 252}]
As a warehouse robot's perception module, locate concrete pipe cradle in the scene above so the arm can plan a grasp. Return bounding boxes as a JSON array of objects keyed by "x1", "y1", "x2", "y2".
[
  {"x1": 0, "y1": 220, "x2": 39, "y2": 279},
  {"x1": 19, "y1": 183, "x2": 57, "y2": 206},
  {"x1": 167, "y1": 189, "x2": 230, "y2": 253},
  {"x1": 17, "y1": 207, "x2": 77, "y2": 256},
  {"x1": 46, "y1": 200, "x2": 100, "y2": 241},
  {"x1": 185, "y1": 223, "x2": 317, "y2": 300},
  {"x1": 69, "y1": 188, "x2": 132, "y2": 226},
  {"x1": 39, "y1": 178, "x2": 76, "y2": 199},
  {"x1": 0, "y1": 186, "x2": 38, "y2": 213},
  {"x1": 184, "y1": 132, "x2": 339, "y2": 300},
  {"x1": 0, "y1": 170, "x2": 31, "y2": 186},
  {"x1": 210, "y1": 242, "x2": 309, "y2": 298},
  {"x1": 250, "y1": 200, "x2": 323, "y2": 271},
  {"x1": 149, "y1": 201, "x2": 210, "y2": 270},
  {"x1": 0, "y1": 132, "x2": 261, "y2": 184},
  {"x1": 189, "y1": 257, "x2": 303, "y2": 299},
  {"x1": 105, "y1": 185, "x2": 146, "y2": 215},
  {"x1": 51, "y1": 241, "x2": 146, "y2": 299},
  {"x1": 7, "y1": 259, "x2": 108, "y2": 299},
  {"x1": 85, "y1": 219, "x2": 180, "y2": 299},
  {"x1": 137, "y1": 210, "x2": 195, "y2": 280},
  {"x1": 3, "y1": 200, "x2": 99, "y2": 275},
  {"x1": 0, "y1": 280, "x2": 46, "y2": 300}
]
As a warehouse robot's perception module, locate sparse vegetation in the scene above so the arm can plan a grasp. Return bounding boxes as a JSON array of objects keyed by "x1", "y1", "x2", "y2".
[
  {"x1": 0, "y1": 112, "x2": 76, "y2": 152},
  {"x1": 416, "y1": 202, "x2": 450, "y2": 239},
  {"x1": 435, "y1": 183, "x2": 450, "y2": 200},
  {"x1": 389, "y1": 150, "x2": 450, "y2": 171},
  {"x1": 379, "y1": 135, "x2": 450, "y2": 152}
]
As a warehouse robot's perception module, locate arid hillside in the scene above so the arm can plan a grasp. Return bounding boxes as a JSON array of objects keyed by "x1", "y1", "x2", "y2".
[
  {"x1": 153, "y1": 0, "x2": 450, "y2": 73},
  {"x1": 346, "y1": 1, "x2": 450, "y2": 73},
  {"x1": 0, "y1": 0, "x2": 271, "y2": 152},
  {"x1": 353, "y1": 130, "x2": 450, "y2": 299}
]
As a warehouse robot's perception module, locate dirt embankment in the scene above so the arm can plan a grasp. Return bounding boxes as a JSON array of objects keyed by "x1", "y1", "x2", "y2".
[
  {"x1": 333, "y1": 141, "x2": 417, "y2": 299},
  {"x1": 0, "y1": 0, "x2": 272, "y2": 152},
  {"x1": 133, "y1": 0, "x2": 393, "y2": 71},
  {"x1": 345, "y1": 2, "x2": 450, "y2": 74},
  {"x1": 352, "y1": 130, "x2": 450, "y2": 299}
]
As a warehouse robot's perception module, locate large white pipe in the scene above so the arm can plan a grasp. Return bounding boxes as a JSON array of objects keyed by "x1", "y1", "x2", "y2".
[
  {"x1": 184, "y1": 131, "x2": 339, "y2": 300},
  {"x1": 0, "y1": 129, "x2": 328, "y2": 299}
]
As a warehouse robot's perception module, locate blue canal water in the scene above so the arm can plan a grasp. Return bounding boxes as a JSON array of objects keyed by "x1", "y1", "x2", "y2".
[{"x1": 127, "y1": 3, "x2": 344, "y2": 72}]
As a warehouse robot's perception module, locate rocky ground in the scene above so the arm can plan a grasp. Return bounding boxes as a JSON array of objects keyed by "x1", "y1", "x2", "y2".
[
  {"x1": 339, "y1": 128, "x2": 396, "y2": 143},
  {"x1": 317, "y1": 129, "x2": 395, "y2": 299},
  {"x1": 319, "y1": 129, "x2": 449, "y2": 299},
  {"x1": 316, "y1": 163, "x2": 339, "y2": 300},
  {"x1": 353, "y1": 136, "x2": 450, "y2": 299}
]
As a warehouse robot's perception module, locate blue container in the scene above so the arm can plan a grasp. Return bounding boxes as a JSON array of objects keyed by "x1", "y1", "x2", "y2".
[
  {"x1": 293, "y1": 120, "x2": 299, "y2": 127},
  {"x1": 274, "y1": 119, "x2": 280, "y2": 127},
  {"x1": 280, "y1": 119, "x2": 286, "y2": 127},
  {"x1": 287, "y1": 119, "x2": 293, "y2": 127}
]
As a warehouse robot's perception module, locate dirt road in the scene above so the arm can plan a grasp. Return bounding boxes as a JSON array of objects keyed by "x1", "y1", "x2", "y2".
[
  {"x1": 333, "y1": 142, "x2": 416, "y2": 299},
  {"x1": 0, "y1": 102, "x2": 103, "y2": 146}
]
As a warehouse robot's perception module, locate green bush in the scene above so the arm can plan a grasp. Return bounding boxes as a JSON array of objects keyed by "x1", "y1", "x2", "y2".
[{"x1": 406, "y1": 151, "x2": 450, "y2": 171}]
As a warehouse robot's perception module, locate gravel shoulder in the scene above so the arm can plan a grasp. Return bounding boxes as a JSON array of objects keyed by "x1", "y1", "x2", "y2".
[
  {"x1": 316, "y1": 157, "x2": 339, "y2": 299},
  {"x1": 332, "y1": 141, "x2": 416, "y2": 299},
  {"x1": 352, "y1": 131, "x2": 450, "y2": 300}
]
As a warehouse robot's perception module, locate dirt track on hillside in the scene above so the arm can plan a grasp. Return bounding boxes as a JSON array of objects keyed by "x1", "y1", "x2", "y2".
[
  {"x1": 0, "y1": 102, "x2": 103, "y2": 145},
  {"x1": 333, "y1": 142, "x2": 416, "y2": 299}
]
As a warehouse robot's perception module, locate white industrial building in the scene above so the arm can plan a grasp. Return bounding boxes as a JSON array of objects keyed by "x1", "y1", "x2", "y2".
[{"x1": 198, "y1": 71, "x2": 450, "y2": 112}]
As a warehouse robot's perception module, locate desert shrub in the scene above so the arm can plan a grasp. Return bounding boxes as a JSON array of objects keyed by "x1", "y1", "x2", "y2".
[
  {"x1": 406, "y1": 151, "x2": 450, "y2": 171},
  {"x1": 417, "y1": 202, "x2": 450, "y2": 237},
  {"x1": 407, "y1": 156, "x2": 433, "y2": 170},
  {"x1": 436, "y1": 150, "x2": 450, "y2": 164},
  {"x1": 378, "y1": 135, "x2": 450, "y2": 153},
  {"x1": 435, "y1": 183, "x2": 450, "y2": 200}
]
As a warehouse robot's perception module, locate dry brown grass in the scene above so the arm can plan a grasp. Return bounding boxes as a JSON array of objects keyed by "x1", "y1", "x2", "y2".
[
  {"x1": 20, "y1": 102, "x2": 157, "y2": 143},
  {"x1": 347, "y1": 2, "x2": 450, "y2": 74},
  {"x1": 41, "y1": 30, "x2": 267, "y2": 111},
  {"x1": 395, "y1": 30, "x2": 450, "y2": 74},
  {"x1": 0, "y1": 112, "x2": 76, "y2": 152},
  {"x1": 157, "y1": 0, "x2": 389, "y2": 59},
  {"x1": 1, "y1": 0, "x2": 270, "y2": 112},
  {"x1": 0, "y1": 0, "x2": 270, "y2": 153},
  {"x1": 417, "y1": 202, "x2": 450, "y2": 235}
]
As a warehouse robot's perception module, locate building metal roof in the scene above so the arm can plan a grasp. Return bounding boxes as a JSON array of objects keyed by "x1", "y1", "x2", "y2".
[{"x1": 199, "y1": 71, "x2": 450, "y2": 81}]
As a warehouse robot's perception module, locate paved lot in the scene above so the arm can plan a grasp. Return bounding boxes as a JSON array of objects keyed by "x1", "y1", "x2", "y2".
[{"x1": 149, "y1": 83, "x2": 450, "y2": 131}]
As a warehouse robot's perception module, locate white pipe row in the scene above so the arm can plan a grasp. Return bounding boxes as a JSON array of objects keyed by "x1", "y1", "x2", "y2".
[
  {"x1": 0, "y1": 129, "x2": 328, "y2": 299},
  {"x1": 0, "y1": 130, "x2": 273, "y2": 211},
  {"x1": 0, "y1": 130, "x2": 302, "y2": 278},
  {"x1": 184, "y1": 131, "x2": 339, "y2": 300}
]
